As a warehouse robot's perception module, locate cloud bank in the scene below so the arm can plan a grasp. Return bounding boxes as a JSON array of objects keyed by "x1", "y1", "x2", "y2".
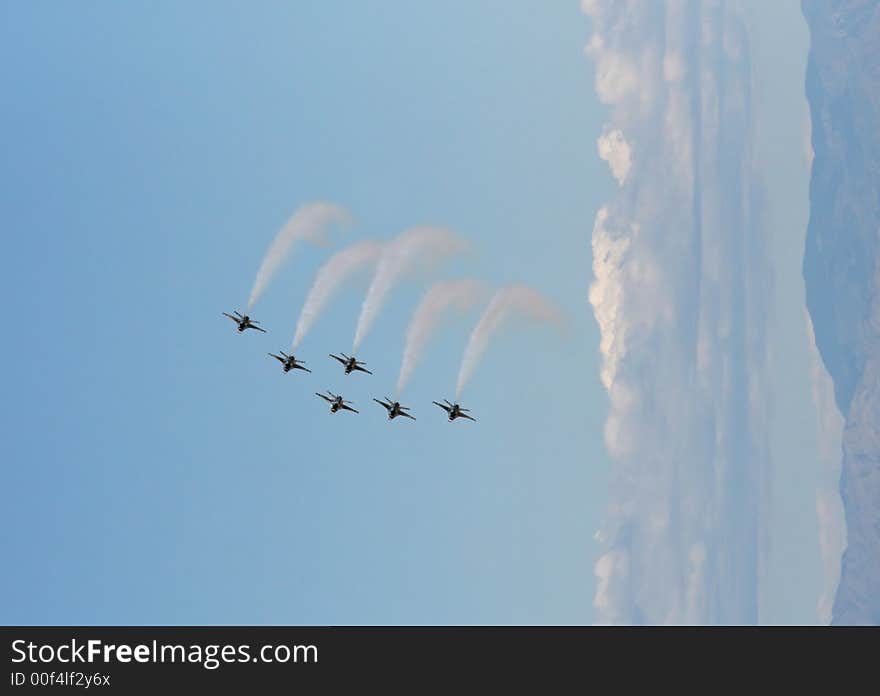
[
  {"x1": 585, "y1": 0, "x2": 771, "y2": 624},
  {"x1": 248, "y1": 202, "x2": 351, "y2": 310}
]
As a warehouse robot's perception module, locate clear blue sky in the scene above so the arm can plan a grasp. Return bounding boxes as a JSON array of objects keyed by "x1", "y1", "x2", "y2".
[{"x1": 0, "y1": 1, "x2": 614, "y2": 624}]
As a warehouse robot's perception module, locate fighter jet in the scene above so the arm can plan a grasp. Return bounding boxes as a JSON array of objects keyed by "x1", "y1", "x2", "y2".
[
  {"x1": 268, "y1": 351, "x2": 311, "y2": 374},
  {"x1": 329, "y1": 352, "x2": 372, "y2": 375},
  {"x1": 222, "y1": 310, "x2": 266, "y2": 333},
  {"x1": 315, "y1": 390, "x2": 359, "y2": 414},
  {"x1": 432, "y1": 399, "x2": 476, "y2": 422},
  {"x1": 373, "y1": 397, "x2": 416, "y2": 421}
]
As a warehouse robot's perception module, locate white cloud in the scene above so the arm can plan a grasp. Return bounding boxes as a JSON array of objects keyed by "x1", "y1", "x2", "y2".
[
  {"x1": 593, "y1": 549, "x2": 630, "y2": 624},
  {"x1": 580, "y1": 0, "x2": 599, "y2": 17},
  {"x1": 588, "y1": 206, "x2": 631, "y2": 391},
  {"x1": 584, "y1": 0, "x2": 771, "y2": 624},
  {"x1": 594, "y1": 50, "x2": 640, "y2": 105},
  {"x1": 597, "y1": 128, "x2": 632, "y2": 185}
]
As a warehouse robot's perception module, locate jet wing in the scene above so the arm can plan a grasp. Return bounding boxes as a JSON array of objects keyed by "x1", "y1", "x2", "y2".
[
  {"x1": 459, "y1": 413, "x2": 477, "y2": 422},
  {"x1": 433, "y1": 401, "x2": 452, "y2": 413},
  {"x1": 329, "y1": 354, "x2": 347, "y2": 365},
  {"x1": 315, "y1": 392, "x2": 334, "y2": 403},
  {"x1": 248, "y1": 325, "x2": 267, "y2": 333},
  {"x1": 269, "y1": 353, "x2": 285, "y2": 363},
  {"x1": 373, "y1": 398, "x2": 391, "y2": 410},
  {"x1": 400, "y1": 411, "x2": 417, "y2": 420},
  {"x1": 222, "y1": 312, "x2": 239, "y2": 323},
  {"x1": 353, "y1": 364, "x2": 373, "y2": 375},
  {"x1": 341, "y1": 404, "x2": 359, "y2": 414},
  {"x1": 293, "y1": 363, "x2": 311, "y2": 372}
]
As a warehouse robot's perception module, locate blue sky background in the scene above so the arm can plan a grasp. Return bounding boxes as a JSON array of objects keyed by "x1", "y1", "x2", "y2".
[
  {"x1": 0, "y1": 1, "x2": 828, "y2": 625},
  {"x1": 0, "y1": 1, "x2": 613, "y2": 624}
]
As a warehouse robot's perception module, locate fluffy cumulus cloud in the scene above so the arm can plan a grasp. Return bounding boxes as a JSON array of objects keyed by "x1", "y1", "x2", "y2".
[
  {"x1": 597, "y1": 129, "x2": 632, "y2": 186},
  {"x1": 585, "y1": 0, "x2": 772, "y2": 624},
  {"x1": 588, "y1": 207, "x2": 632, "y2": 392}
]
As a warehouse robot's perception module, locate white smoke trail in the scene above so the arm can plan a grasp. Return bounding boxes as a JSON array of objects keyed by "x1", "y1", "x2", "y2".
[
  {"x1": 396, "y1": 279, "x2": 485, "y2": 394},
  {"x1": 352, "y1": 226, "x2": 469, "y2": 351},
  {"x1": 291, "y1": 240, "x2": 384, "y2": 350},
  {"x1": 455, "y1": 285, "x2": 562, "y2": 398},
  {"x1": 247, "y1": 202, "x2": 351, "y2": 310}
]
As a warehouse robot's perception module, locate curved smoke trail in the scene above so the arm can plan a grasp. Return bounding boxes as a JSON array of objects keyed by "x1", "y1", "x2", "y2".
[
  {"x1": 396, "y1": 279, "x2": 485, "y2": 394},
  {"x1": 455, "y1": 285, "x2": 562, "y2": 397},
  {"x1": 292, "y1": 240, "x2": 384, "y2": 350},
  {"x1": 352, "y1": 226, "x2": 469, "y2": 351},
  {"x1": 247, "y1": 202, "x2": 351, "y2": 310}
]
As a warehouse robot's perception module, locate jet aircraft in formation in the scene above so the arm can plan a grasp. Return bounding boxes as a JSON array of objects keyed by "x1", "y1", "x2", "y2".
[
  {"x1": 373, "y1": 397, "x2": 416, "y2": 421},
  {"x1": 268, "y1": 351, "x2": 310, "y2": 373},
  {"x1": 329, "y1": 352, "x2": 372, "y2": 375},
  {"x1": 224, "y1": 313, "x2": 476, "y2": 422},
  {"x1": 315, "y1": 390, "x2": 359, "y2": 414},
  {"x1": 432, "y1": 399, "x2": 477, "y2": 422},
  {"x1": 223, "y1": 310, "x2": 266, "y2": 333}
]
